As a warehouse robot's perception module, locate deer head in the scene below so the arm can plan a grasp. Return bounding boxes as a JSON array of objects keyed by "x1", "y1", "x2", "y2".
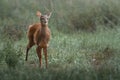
[{"x1": 36, "y1": 11, "x2": 52, "y2": 25}]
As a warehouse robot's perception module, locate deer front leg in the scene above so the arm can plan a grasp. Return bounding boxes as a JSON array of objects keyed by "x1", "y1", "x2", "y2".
[
  {"x1": 34, "y1": 33, "x2": 37, "y2": 45},
  {"x1": 43, "y1": 47, "x2": 48, "y2": 68},
  {"x1": 36, "y1": 46, "x2": 42, "y2": 68},
  {"x1": 34, "y1": 30, "x2": 40, "y2": 45}
]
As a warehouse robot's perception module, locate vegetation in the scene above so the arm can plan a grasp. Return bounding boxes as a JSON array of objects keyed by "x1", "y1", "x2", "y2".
[{"x1": 0, "y1": 0, "x2": 120, "y2": 80}]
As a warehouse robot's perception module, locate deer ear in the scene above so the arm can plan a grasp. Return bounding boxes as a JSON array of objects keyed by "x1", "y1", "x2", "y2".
[
  {"x1": 47, "y1": 12, "x2": 52, "y2": 18},
  {"x1": 36, "y1": 11, "x2": 41, "y2": 17}
]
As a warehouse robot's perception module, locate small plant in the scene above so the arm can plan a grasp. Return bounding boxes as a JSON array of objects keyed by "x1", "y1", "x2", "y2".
[
  {"x1": 3, "y1": 41, "x2": 22, "y2": 68},
  {"x1": 0, "y1": 50, "x2": 5, "y2": 63},
  {"x1": 91, "y1": 47, "x2": 114, "y2": 71}
]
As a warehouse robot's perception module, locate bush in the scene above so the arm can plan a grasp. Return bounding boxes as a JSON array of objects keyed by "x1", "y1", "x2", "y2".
[
  {"x1": 70, "y1": 13, "x2": 96, "y2": 32},
  {"x1": 0, "y1": 19, "x2": 24, "y2": 41}
]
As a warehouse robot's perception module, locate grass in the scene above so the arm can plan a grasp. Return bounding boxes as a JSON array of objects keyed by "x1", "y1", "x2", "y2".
[{"x1": 0, "y1": 0, "x2": 120, "y2": 80}]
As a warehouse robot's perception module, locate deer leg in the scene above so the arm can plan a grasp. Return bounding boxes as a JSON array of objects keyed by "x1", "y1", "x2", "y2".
[
  {"x1": 36, "y1": 46, "x2": 42, "y2": 68},
  {"x1": 34, "y1": 30, "x2": 40, "y2": 45},
  {"x1": 25, "y1": 42, "x2": 34, "y2": 61},
  {"x1": 43, "y1": 47, "x2": 48, "y2": 68}
]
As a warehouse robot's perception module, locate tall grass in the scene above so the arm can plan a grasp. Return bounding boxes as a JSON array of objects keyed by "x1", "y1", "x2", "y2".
[{"x1": 0, "y1": 0, "x2": 120, "y2": 33}]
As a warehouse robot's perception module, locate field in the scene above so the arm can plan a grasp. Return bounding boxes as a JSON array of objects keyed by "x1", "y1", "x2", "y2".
[{"x1": 0, "y1": 0, "x2": 120, "y2": 80}]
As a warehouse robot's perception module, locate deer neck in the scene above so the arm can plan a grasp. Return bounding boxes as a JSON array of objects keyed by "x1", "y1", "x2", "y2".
[
  {"x1": 41, "y1": 23, "x2": 48, "y2": 27},
  {"x1": 41, "y1": 25, "x2": 47, "y2": 30},
  {"x1": 41, "y1": 24, "x2": 48, "y2": 37}
]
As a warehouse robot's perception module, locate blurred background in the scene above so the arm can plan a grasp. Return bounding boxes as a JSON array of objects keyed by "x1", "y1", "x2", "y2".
[{"x1": 0, "y1": 0, "x2": 120, "y2": 80}]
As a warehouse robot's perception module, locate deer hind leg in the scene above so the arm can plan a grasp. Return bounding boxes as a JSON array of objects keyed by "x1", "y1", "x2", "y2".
[
  {"x1": 43, "y1": 47, "x2": 48, "y2": 68},
  {"x1": 25, "y1": 38, "x2": 35, "y2": 61},
  {"x1": 36, "y1": 46, "x2": 42, "y2": 68}
]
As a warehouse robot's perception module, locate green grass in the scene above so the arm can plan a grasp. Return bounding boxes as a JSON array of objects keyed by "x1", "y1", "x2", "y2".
[{"x1": 0, "y1": 0, "x2": 120, "y2": 80}]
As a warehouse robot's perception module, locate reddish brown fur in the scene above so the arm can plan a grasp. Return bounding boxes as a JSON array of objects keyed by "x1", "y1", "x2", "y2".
[{"x1": 26, "y1": 21, "x2": 51, "y2": 68}]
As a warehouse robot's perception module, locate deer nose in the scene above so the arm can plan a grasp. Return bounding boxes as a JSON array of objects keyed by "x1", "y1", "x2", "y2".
[{"x1": 44, "y1": 21, "x2": 47, "y2": 23}]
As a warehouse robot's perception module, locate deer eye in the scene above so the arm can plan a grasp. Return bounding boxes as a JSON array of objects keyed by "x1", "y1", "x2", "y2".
[{"x1": 46, "y1": 17, "x2": 49, "y2": 20}]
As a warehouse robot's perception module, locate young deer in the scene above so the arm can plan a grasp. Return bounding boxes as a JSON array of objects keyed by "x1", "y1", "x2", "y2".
[{"x1": 25, "y1": 11, "x2": 52, "y2": 68}]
